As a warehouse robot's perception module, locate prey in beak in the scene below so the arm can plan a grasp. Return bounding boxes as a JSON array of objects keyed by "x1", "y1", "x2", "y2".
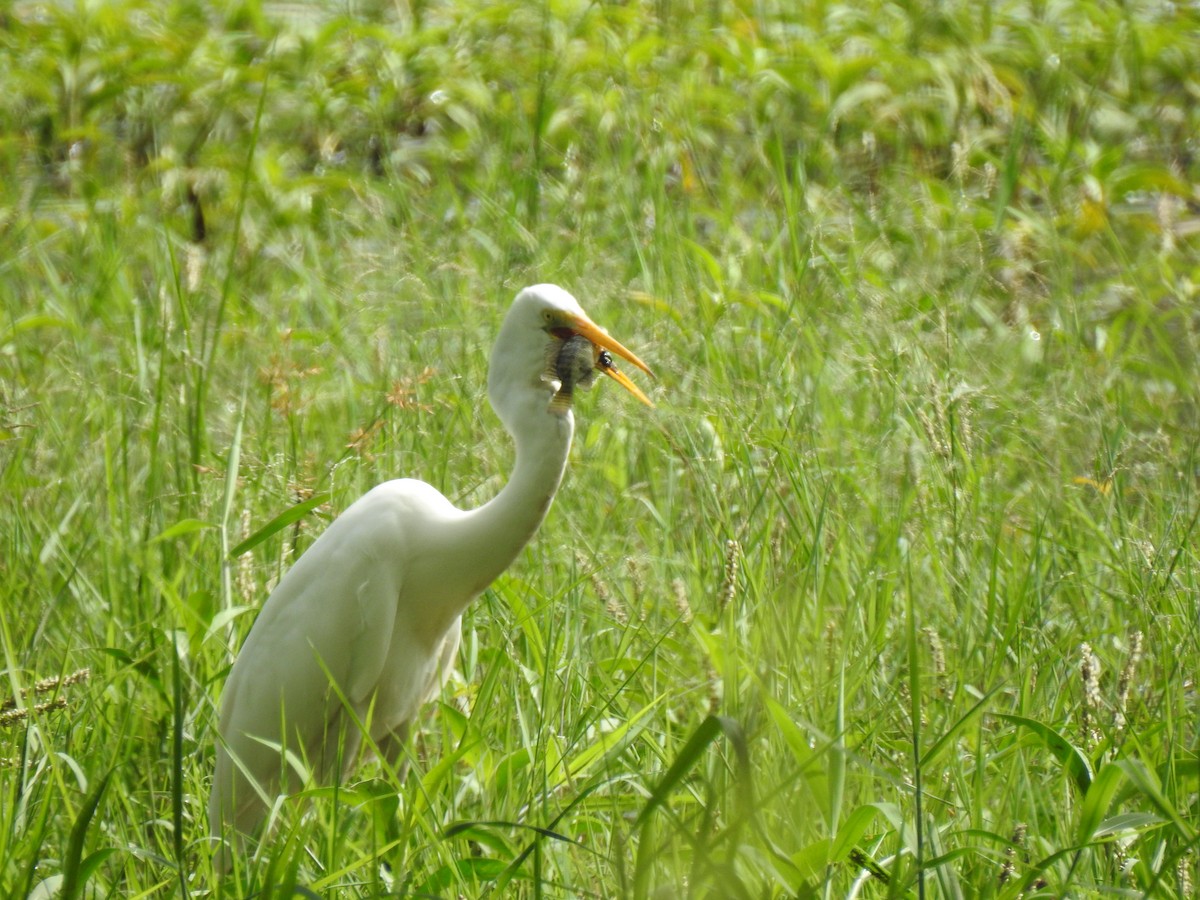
[{"x1": 545, "y1": 312, "x2": 654, "y2": 412}]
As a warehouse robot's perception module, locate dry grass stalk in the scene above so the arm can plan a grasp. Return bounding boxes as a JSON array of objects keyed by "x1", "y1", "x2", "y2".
[{"x1": 386, "y1": 367, "x2": 437, "y2": 412}]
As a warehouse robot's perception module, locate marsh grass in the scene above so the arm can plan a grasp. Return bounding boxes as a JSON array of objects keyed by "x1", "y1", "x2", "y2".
[{"x1": 2, "y1": 0, "x2": 1199, "y2": 896}]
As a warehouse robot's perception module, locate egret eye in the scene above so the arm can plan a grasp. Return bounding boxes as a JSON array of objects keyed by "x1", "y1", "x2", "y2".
[{"x1": 598, "y1": 349, "x2": 614, "y2": 370}]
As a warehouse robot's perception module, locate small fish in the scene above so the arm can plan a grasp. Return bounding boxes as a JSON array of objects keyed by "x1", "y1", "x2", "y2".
[
  {"x1": 556, "y1": 334, "x2": 603, "y2": 394},
  {"x1": 548, "y1": 335, "x2": 652, "y2": 412}
]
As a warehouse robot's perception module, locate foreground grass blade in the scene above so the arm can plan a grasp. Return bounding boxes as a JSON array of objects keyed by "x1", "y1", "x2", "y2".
[
  {"x1": 997, "y1": 714, "x2": 1094, "y2": 794},
  {"x1": 633, "y1": 715, "x2": 750, "y2": 829},
  {"x1": 1075, "y1": 762, "x2": 1125, "y2": 847},
  {"x1": 228, "y1": 493, "x2": 331, "y2": 559},
  {"x1": 632, "y1": 715, "x2": 751, "y2": 896},
  {"x1": 60, "y1": 768, "x2": 113, "y2": 900}
]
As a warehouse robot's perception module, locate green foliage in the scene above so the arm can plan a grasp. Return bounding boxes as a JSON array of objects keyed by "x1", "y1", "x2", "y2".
[{"x1": 2, "y1": 0, "x2": 1199, "y2": 895}]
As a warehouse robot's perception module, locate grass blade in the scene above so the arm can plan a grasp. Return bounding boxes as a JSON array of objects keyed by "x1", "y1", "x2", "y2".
[
  {"x1": 633, "y1": 715, "x2": 749, "y2": 829},
  {"x1": 228, "y1": 492, "x2": 331, "y2": 559},
  {"x1": 60, "y1": 768, "x2": 113, "y2": 900},
  {"x1": 997, "y1": 714, "x2": 1094, "y2": 794},
  {"x1": 632, "y1": 715, "x2": 750, "y2": 896}
]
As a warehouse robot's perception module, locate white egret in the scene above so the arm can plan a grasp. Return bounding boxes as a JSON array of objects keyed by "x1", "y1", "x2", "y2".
[{"x1": 209, "y1": 284, "x2": 653, "y2": 858}]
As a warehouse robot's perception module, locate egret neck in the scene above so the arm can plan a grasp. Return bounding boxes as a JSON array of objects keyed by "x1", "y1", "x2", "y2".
[{"x1": 446, "y1": 388, "x2": 573, "y2": 607}]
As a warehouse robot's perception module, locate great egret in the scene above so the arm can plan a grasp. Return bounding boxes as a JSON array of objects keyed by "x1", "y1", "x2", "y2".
[{"x1": 209, "y1": 284, "x2": 653, "y2": 858}]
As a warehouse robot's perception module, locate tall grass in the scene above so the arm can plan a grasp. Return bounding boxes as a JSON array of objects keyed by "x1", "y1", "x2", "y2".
[{"x1": 2, "y1": 0, "x2": 1198, "y2": 895}]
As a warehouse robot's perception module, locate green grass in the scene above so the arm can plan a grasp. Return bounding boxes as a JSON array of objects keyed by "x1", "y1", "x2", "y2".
[{"x1": 2, "y1": 0, "x2": 1199, "y2": 895}]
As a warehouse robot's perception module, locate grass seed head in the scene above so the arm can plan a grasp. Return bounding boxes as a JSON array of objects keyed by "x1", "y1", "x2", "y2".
[
  {"x1": 185, "y1": 241, "x2": 205, "y2": 293},
  {"x1": 626, "y1": 558, "x2": 648, "y2": 619},
  {"x1": 999, "y1": 824, "x2": 1028, "y2": 886},
  {"x1": 672, "y1": 578, "x2": 693, "y2": 626},
  {"x1": 237, "y1": 508, "x2": 255, "y2": 603},
  {"x1": 770, "y1": 518, "x2": 783, "y2": 567},
  {"x1": 916, "y1": 406, "x2": 949, "y2": 460},
  {"x1": 1080, "y1": 642, "x2": 1102, "y2": 746},
  {"x1": 1113, "y1": 629, "x2": 1143, "y2": 733},
  {"x1": 922, "y1": 626, "x2": 949, "y2": 698},
  {"x1": 824, "y1": 619, "x2": 838, "y2": 677},
  {"x1": 577, "y1": 552, "x2": 625, "y2": 625},
  {"x1": 951, "y1": 140, "x2": 968, "y2": 184},
  {"x1": 717, "y1": 539, "x2": 740, "y2": 614},
  {"x1": 704, "y1": 656, "x2": 722, "y2": 716},
  {"x1": 626, "y1": 557, "x2": 645, "y2": 603},
  {"x1": 999, "y1": 845, "x2": 1016, "y2": 885},
  {"x1": 0, "y1": 696, "x2": 68, "y2": 728},
  {"x1": 1, "y1": 667, "x2": 91, "y2": 712},
  {"x1": 1178, "y1": 851, "x2": 1194, "y2": 897}
]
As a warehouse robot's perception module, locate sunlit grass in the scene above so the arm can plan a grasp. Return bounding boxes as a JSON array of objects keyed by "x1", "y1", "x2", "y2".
[{"x1": 2, "y1": 0, "x2": 1198, "y2": 896}]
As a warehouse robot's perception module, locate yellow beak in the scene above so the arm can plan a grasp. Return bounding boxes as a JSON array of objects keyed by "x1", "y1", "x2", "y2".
[{"x1": 565, "y1": 313, "x2": 655, "y2": 407}]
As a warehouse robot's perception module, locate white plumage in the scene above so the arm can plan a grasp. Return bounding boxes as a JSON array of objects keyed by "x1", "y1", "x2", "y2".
[{"x1": 209, "y1": 285, "x2": 652, "y2": 859}]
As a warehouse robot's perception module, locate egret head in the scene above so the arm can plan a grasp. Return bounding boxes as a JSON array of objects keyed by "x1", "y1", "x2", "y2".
[{"x1": 489, "y1": 285, "x2": 653, "y2": 426}]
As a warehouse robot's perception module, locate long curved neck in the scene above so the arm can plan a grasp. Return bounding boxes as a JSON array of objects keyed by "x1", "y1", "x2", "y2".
[{"x1": 454, "y1": 403, "x2": 574, "y2": 597}]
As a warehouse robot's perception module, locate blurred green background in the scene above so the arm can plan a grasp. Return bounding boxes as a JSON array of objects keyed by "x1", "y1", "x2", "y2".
[{"x1": 2, "y1": 0, "x2": 1198, "y2": 896}]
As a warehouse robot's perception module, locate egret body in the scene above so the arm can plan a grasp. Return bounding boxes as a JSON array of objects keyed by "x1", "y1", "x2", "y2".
[{"x1": 209, "y1": 285, "x2": 652, "y2": 855}]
